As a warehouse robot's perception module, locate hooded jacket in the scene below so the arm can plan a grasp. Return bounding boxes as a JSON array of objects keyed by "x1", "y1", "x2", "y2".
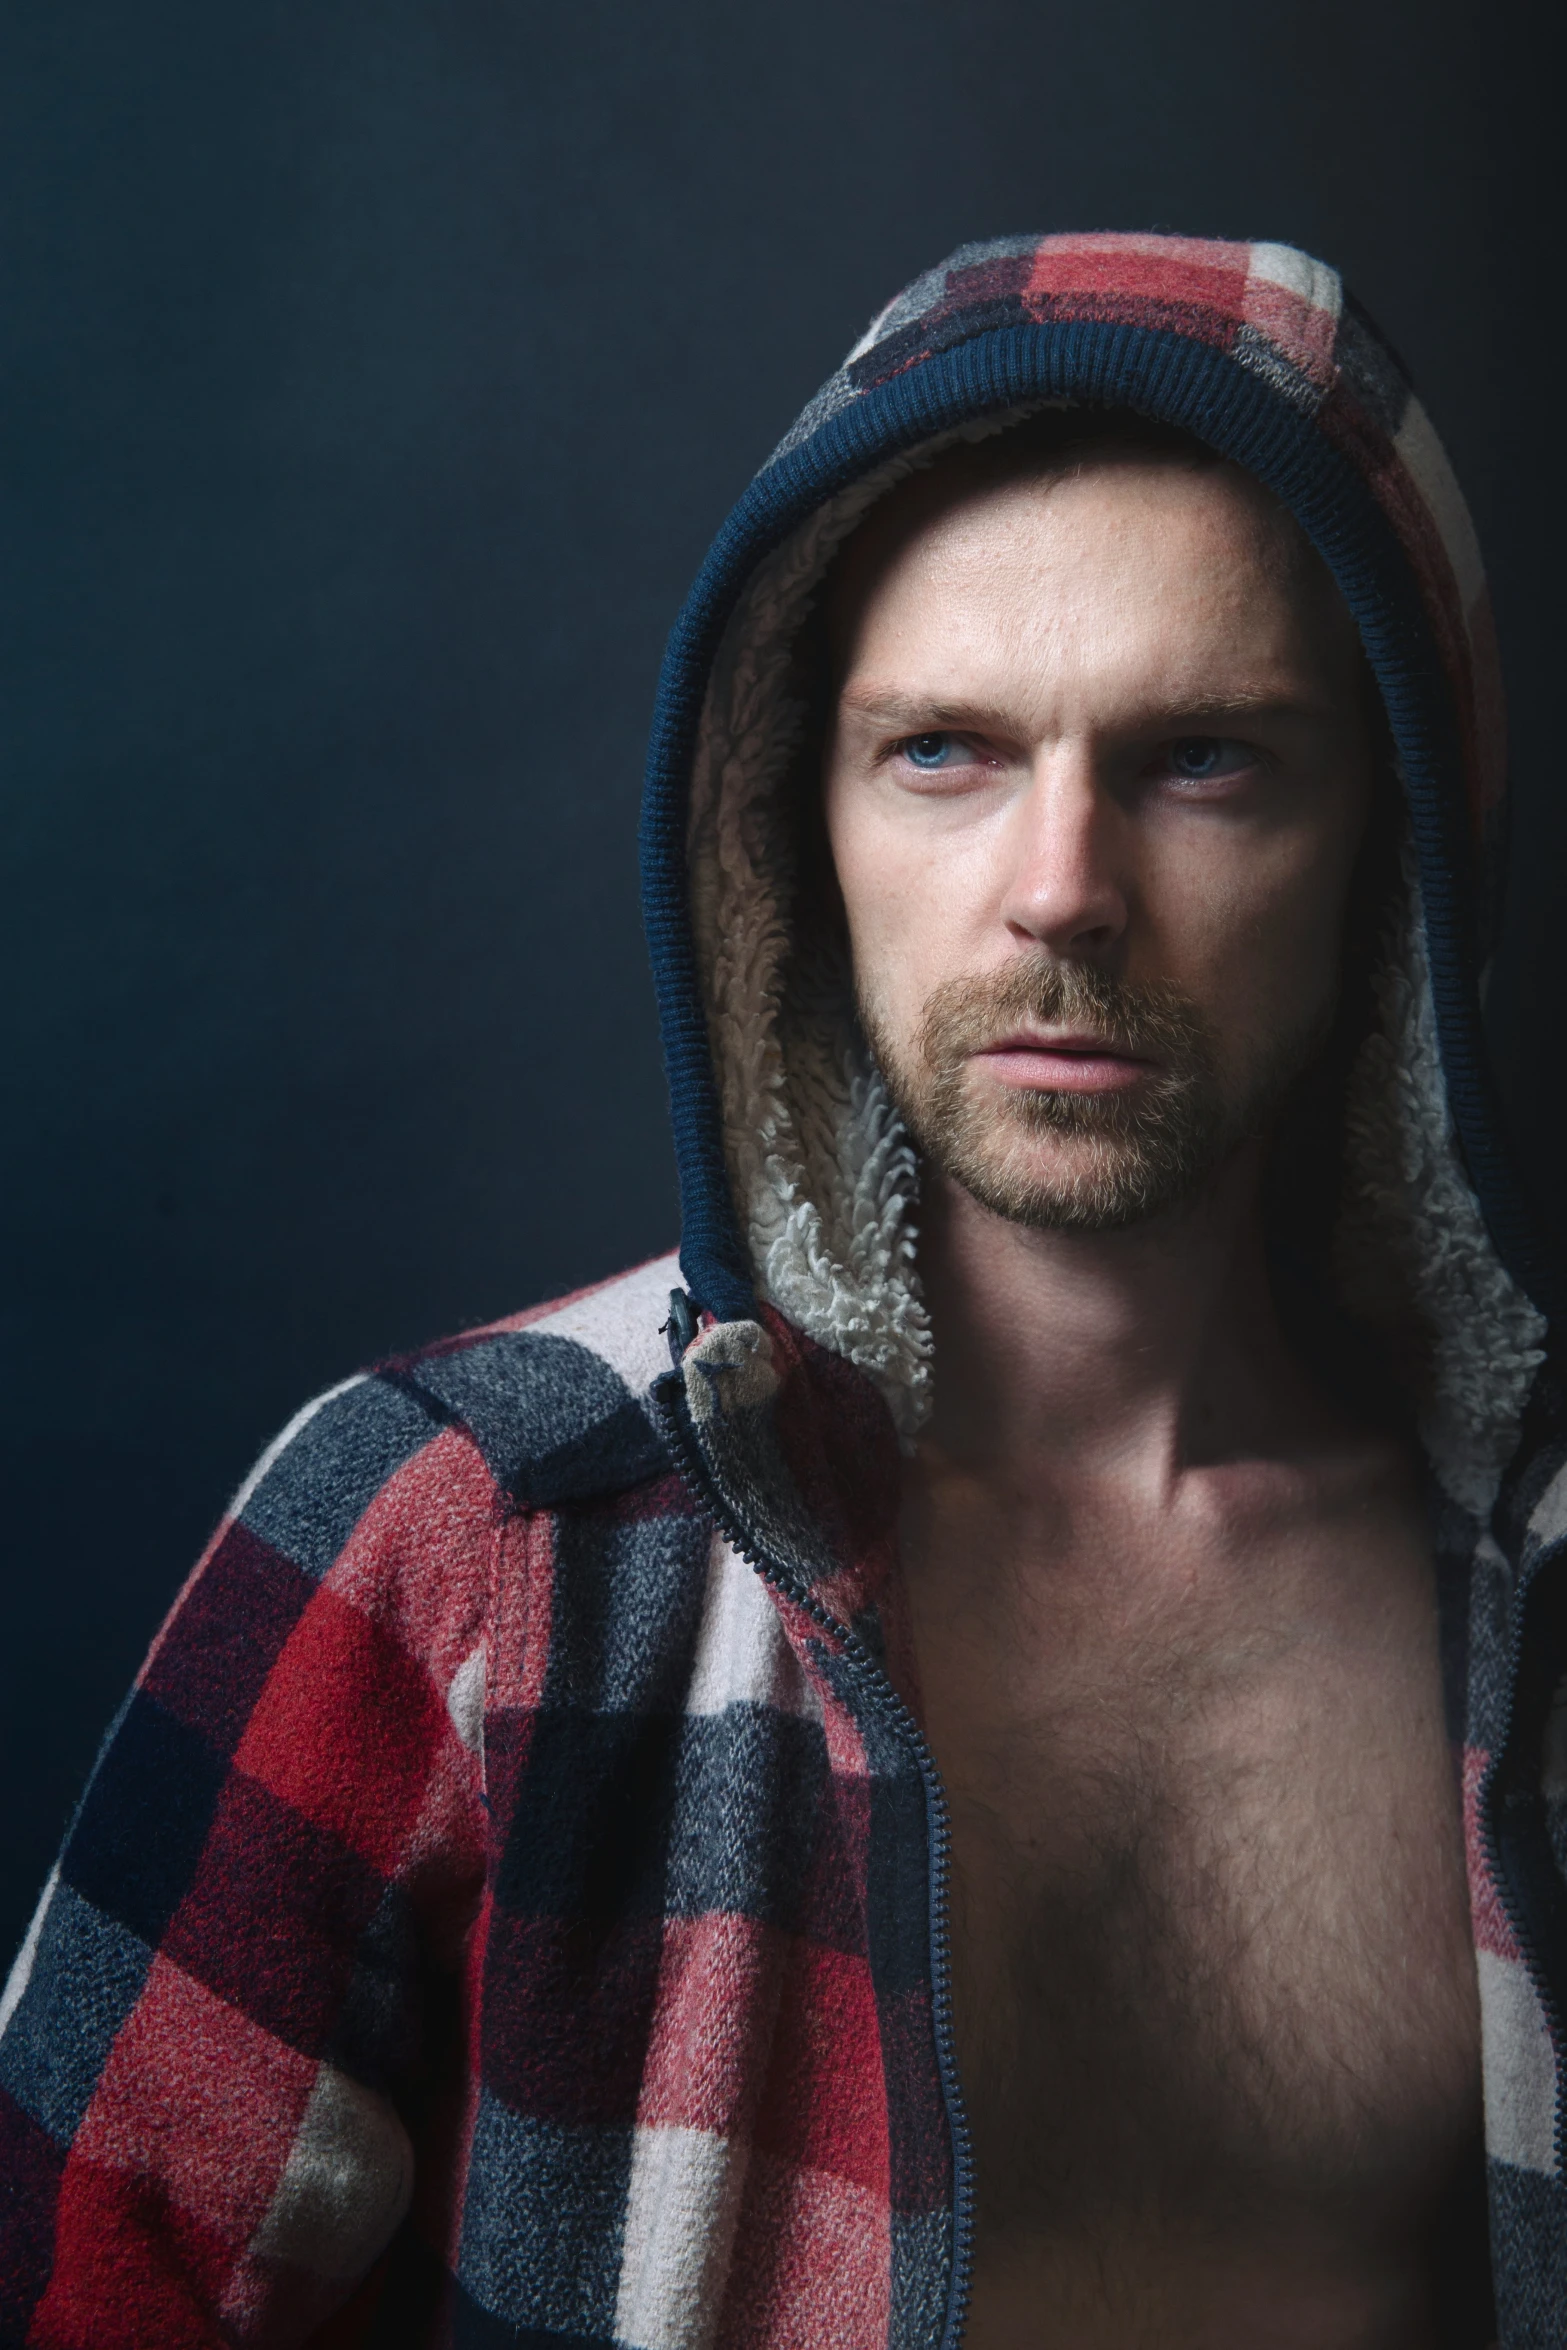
[{"x1": 3, "y1": 231, "x2": 1565, "y2": 2350}]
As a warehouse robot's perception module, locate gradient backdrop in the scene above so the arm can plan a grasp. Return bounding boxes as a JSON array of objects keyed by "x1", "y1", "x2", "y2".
[{"x1": 3, "y1": 0, "x2": 1560, "y2": 1957}]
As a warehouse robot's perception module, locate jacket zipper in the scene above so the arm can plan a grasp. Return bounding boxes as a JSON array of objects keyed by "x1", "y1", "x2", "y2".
[
  {"x1": 1478, "y1": 1556, "x2": 1567, "y2": 2176},
  {"x1": 652, "y1": 1371, "x2": 976, "y2": 2350}
]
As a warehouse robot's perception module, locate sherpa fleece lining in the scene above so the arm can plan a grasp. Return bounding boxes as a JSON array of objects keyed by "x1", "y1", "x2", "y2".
[{"x1": 686, "y1": 421, "x2": 1546, "y2": 1517}]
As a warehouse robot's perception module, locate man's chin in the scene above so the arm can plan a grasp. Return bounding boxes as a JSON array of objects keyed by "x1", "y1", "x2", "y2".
[{"x1": 927, "y1": 1124, "x2": 1220, "y2": 1235}]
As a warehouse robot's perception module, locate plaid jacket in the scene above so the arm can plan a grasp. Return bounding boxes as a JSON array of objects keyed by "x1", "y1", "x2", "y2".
[
  {"x1": 0, "y1": 1257, "x2": 968, "y2": 2346},
  {"x1": 7, "y1": 232, "x2": 1567, "y2": 2347}
]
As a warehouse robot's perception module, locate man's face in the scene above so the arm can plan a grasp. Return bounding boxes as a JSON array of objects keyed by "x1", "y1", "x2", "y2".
[{"x1": 822, "y1": 452, "x2": 1379, "y2": 1232}]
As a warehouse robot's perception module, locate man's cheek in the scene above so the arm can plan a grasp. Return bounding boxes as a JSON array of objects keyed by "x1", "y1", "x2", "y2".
[
  {"x1": 874, "y1": 972, "x2": 934, "y2": 1067},
  {"x1": 856, "y1": 908, "x2": 941, "y2": 1022},
  {"x1": 1198, "y1": 880, "x2": 1329, "y2": 1002}
]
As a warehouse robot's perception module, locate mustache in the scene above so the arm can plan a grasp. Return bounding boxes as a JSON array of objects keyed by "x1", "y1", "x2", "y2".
[{"x1": 914, "y1": 961, "x2": 1215, "y2": 1072}]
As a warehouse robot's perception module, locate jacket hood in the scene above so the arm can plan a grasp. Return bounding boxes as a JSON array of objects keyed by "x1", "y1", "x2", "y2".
[{"x1": 639, "y1": 231, "x2": 1555, "y2": 1518}]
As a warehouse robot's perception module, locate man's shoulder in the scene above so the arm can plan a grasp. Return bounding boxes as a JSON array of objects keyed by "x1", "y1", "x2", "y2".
[
  {"x1": 233, "y1": 1252, "x2": 684, "y2": 1576},
  {"x1": 389, "y1": 1248, "x2": 683, "y2": 1508},
  {"x1": 426, "y1": 1247, "x2": 683, "y2": 1398}
]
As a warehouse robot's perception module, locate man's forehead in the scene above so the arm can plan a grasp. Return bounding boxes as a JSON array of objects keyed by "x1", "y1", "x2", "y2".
[
  {"x1": 834, "y1": 436, "x2": 1316, "y2": 604},
  {"x1": 826, "y1": 450, "x2": 1360, "y2": 714}
]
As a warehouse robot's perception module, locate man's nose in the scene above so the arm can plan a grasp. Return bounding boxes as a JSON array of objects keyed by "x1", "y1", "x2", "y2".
[{"x1": 997, "y1": 757, "x2": 1129, "y2": 959}]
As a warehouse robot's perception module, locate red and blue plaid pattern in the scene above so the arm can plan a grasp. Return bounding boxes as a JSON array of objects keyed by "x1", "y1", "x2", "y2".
[{"x1": 0, "y1": 1258, "x2": 960, "y2": 2346}]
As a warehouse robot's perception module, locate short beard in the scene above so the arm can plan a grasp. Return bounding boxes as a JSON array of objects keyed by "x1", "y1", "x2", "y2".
[{"x1": 862, "y1": 962, "x2": 1326, "y2": 1234}]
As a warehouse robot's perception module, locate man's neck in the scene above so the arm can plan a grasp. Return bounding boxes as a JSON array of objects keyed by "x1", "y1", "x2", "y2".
[{"x1": 916, "y1": 1145, "x2": 1339, "y2": 1496}]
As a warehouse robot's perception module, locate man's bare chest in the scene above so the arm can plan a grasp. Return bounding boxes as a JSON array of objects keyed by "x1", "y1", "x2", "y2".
[{"x1": 902, "y1": 1473, "x2": 1485, "y2": 2343}]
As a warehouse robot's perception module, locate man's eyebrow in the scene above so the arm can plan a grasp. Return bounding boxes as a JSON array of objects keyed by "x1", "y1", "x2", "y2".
[
  {"x1": 835, "y1": 690, "x2": 1022, "y2": 734},
  {"x1": 835, "y1": 685, "x2": 1317, "y2": 733},
  {"x1": 831, "y1": 686, "x2": 1029, "y2": 733}
]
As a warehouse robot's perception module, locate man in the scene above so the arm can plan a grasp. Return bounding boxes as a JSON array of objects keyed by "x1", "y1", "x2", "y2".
[
  {"x1": 821, "y1": 417, "x2": 1480, "y2": 2347},
  {"x1": 1, "y1": 234, "x2": 1562, "y2": 2349}
]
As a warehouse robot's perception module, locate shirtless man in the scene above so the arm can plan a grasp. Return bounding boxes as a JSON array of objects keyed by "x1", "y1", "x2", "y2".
[
  {"x1": 823, "y1": 431, "x2": 1486, "y2": 2346},
  {"x1": 6, "y1": 236, "x2": 1553, "y2": 2350}
]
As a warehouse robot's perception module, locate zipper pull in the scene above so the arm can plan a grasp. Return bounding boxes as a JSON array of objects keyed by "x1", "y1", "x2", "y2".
[{"x1": 664, "y1": 1287, "x2": 698, "y2": 1367}]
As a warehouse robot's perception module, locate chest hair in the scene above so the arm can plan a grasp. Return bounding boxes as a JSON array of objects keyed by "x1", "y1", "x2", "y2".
[{"x1": 916, "y1": 1511, "x2": 1481, "y2": 2259}]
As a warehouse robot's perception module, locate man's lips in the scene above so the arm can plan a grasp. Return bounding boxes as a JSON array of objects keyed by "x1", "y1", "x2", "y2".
[{"x1": 973, "y1": 1031, "x2": 1155, "y2": 1094}]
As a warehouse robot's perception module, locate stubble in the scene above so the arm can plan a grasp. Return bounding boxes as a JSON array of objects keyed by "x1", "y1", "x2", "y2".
[{"x1": 862, "y1": 961, "x2": 1325, "y2": 1233}]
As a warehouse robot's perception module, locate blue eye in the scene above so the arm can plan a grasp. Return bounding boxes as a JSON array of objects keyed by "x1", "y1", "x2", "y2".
[
  {"x1": 902, "y1": 732, "x2": 958, "y2": 769},
  {"x1": 1164, "y1": 735, "x2": 1257, "y2": 784},
  {"x1": 1170, "y1": 736, "x2": 1224, "y2": 776}
]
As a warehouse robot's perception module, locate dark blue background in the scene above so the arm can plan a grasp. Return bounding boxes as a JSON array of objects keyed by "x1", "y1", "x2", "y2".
[{"x1": 3, "y1": 0, "x2": 1560, "y2": 1959}]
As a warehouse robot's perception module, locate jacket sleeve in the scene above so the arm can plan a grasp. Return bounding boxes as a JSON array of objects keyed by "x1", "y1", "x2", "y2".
[{"x1": 0, "y1": 1371, "x2": 496, "y2": 2348}]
